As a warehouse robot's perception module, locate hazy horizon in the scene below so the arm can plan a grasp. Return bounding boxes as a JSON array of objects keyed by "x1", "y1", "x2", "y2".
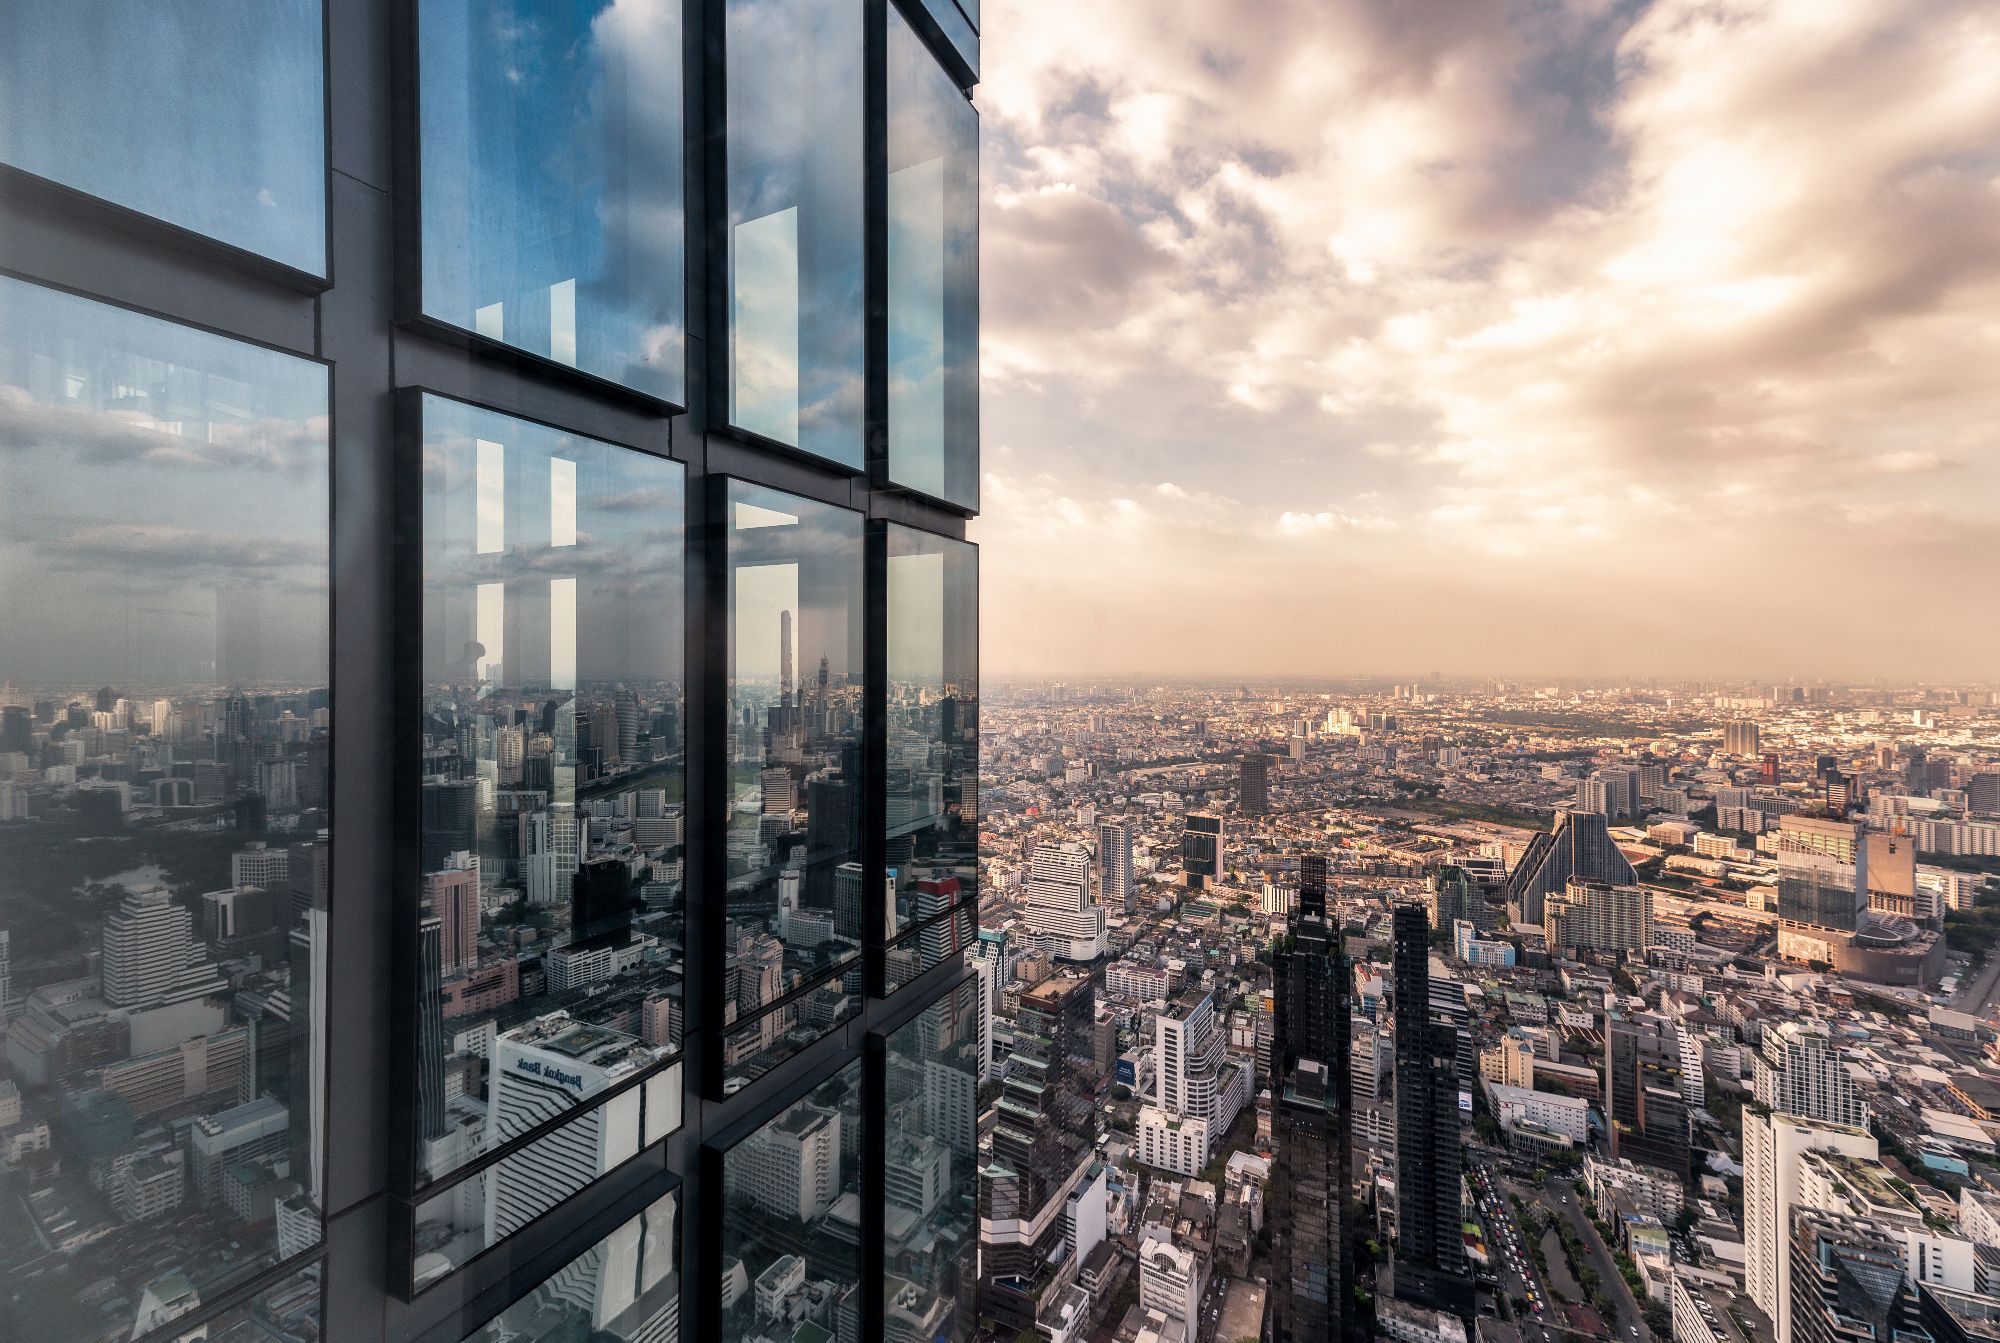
[{"x1": 969, "y1": 0, "x2": 2000, "y2": 682}]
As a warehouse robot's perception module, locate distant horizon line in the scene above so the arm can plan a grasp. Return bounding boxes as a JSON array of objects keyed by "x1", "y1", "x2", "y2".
[{"x1": 978, "y1": 670, "x2": 2000, "y2": 691}]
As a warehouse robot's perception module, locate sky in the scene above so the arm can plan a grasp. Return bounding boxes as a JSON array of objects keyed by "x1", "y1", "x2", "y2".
[{"x1": 968, "y1": 0, "x2": 2000, "y2": 683}]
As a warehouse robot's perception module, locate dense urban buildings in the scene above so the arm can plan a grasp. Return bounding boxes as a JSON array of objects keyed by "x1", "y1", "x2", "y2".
[{"x1": 0, "y1": 3, "x2": 984, "y2": 1342}]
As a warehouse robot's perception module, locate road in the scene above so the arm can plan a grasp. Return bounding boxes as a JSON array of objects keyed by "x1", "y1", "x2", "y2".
[
  {"x1": 1543, "y1": 1174, "x2": 1651, "y2": 1343},
  {"x1": 1953, "y1": 948, "x2": 2000, "y2": 1018}
]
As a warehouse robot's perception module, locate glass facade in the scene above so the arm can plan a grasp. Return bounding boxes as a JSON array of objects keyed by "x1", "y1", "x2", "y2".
[
  {"x1": 725, "y1": 0, "x2": 865, "y2": 467},
  {"x1": 0, "y1": 277, "x2": 330, "y2": 1340},
  {"x1": 418, "y1": 0, "x2": 687, "y2": 403},
  {"x1": 414, "y1": 395, "x2": 686, "y2": 1193},
  {"x1": 718, "y1": 1064, "x2": 861, "y2": 1343},
  {"x1": 0, "y1": 4, "x2": 977, "y2": 1341},
  {"x1": 722, "y1": 482, "x2": 865, "y2": 1078},
  {"x1": 882, "y1": 526, "x2": 977, "y2": 986},
  {"x1": 458, "y1": 1190, "x2": 679, "y2": 1343},
  {"x1": 0, "y1": 2, "x2": 326, "y2": 274},
  {"x1": 883, "y1": 984, "x2": 980, "y2": 1343},
  {"x1": 886, "y1": 6, "x2": 980, "y2": 508}
]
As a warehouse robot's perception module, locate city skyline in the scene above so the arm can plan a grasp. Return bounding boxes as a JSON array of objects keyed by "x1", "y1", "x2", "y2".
[{"x1": 971, "y1": 0, "x2": 2000, "y2": 680}]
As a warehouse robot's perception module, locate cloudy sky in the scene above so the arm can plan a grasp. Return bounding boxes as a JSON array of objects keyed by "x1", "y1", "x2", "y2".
[{"x1": 968, "y1": 0, "x2": 2000, "y2": 683}]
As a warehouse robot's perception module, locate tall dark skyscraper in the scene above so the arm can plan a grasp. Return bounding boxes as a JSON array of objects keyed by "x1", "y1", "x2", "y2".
[
  {"x1": 1240, "y1": 753, "x2": 1271, "y2": 816},
  {"x1": 415, "y1": 913, "x2": 446, "y2": 1142},
  {"x1": 1181, "y1": 812, "x2": 1222, "y2": 889},
  {"x1": 1272, "y1": 855, "x2": 1355, "y2": 1343},
  {"x1": 1604, "y1": 1008, "x2": 1691, "y2": 1180},
  {"x1": 1391, "y1": 903, "x2": 1472, "y2": 1322}
]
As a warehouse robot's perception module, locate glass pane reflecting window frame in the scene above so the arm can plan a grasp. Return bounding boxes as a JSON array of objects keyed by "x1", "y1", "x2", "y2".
[
  {"x1": 710, "y1": 478, "x2": 867, "y2": 1098},
  {"x1": 0, "y1": 1, "x2": 330, "y2": 279},
  {"x1": 393, "y1": 389, "x2": 687, "y2": 1294},
  {"x1": 873, "y1": 523, "x2": 976, "y2": 998},
  {"x1": 722, "y1": 0, "x2": 867, "y2": 470},
  {"x1": 410, "y1": 0, "x2": 689, "y2": 405},
  {"x1": 0, "y1": 275, "x2": 333, "y2": 1341},
  {"x1": 883, "y1": 2, "x2": 979, "y2": 511}
]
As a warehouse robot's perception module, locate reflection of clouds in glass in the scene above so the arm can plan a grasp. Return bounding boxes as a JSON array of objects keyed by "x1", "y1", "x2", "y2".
[
  {"x1": 0, "y1": 276, "x2": 329, "y2": 685},
  {"x1": 0, "y1": 0, "x2": 325, "y2": 272},
  {"x1": 732, "y1": 208, "x2": 801, "y2": 444},
  {"x1": 421, "y1": 0, "x2": 684, "y2": 401}
]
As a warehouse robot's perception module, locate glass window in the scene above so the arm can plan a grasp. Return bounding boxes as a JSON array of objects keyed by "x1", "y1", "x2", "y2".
[
  {"x1": 718, "y1": 1064, "x2": 861, "y2": 1343},
  {"x1": 884, "y1": 526, "x2": 977, "y2": 947},
  {"x1": 409, "y1": 1064, "x2": 679, "y2": 1287},
  {"x1": 720, "y1": 977, "x2": 861, "y2": 1094},
  {"x1": 190, "y1": 1261, "x2": 323, "y2": 1343},
  {"x1": 418, "y1": 0, "x2": 686, "y2": 403},
  {"x1": 0, "y1": 2, "x2": 326, "y2": 274},
  {"x1": 459, "y1": 1189, "x2": 679, "y2": 1343},
  {"x1": 882, "y1": 903, "x2": 975, "y2": 996},
  {"x1": 415, "y1": 396, "x2": 685, "y2": 1190},
  {"x1": 884, "y1": 983, "x2": 981, "y2": 1343},
  {"x1": 0, "y1": 276, "x2": 329, "y2": 1342},
  {"x1": 886, "y1": 6, "x2": 978, "y2": 507},
  {"x1": 725, "y1": 0, "x2": 865, "y2": 468},
  {"x1": 723, "y1": 482, "x2": 864, "y2": 1054}
]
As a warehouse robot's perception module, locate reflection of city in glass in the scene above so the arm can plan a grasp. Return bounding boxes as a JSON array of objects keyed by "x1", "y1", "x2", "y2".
[
  {"x1": 459, "y1": 1189, "x2": 679, "y2": 1343},
  {"x1": 885, "y1": 5, "x2": 979, "y2": 509},
  {"x1": 418, "y1": 0, "x2": 686, "y2": 403},
  {"x1": 882, "y1": 527, "x2": 977, "y2": 994},
  {"x1": 719, "y1": 1065, "x2": 860, "y2": 1343},
  {"x1": 723, "y1": 483, "x2": 863, "y2": 1088},
  {"x1": 725, "y1": 0, "x2": 864, "y2": 468},
  {"x1": 411, "y1": 396, "x2": 685, "y2": 1271},
  {"x1": 0, "y1": 276, "x2": 329, "y2": 1343},
  {"x1": 0, "y1": 2, "x2": 326, "y2": 274},
  {"x1": 884, "y1": 984, "x2": 979, "y2": 1343}
]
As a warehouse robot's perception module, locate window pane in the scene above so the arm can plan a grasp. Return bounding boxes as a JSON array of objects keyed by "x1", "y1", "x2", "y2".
[
  {"x1": 726, "y1": 0, "x2": 864, "y2": 468},
  {"x1": 723, "y1": 483, "x2": 863, "y2": 1037},
  {"x1": 460, "y1": 1190, "x2": 679, "y2": 1343},
  {"x1": 719, "y1": 1064, "x2": 860, "y2": 1343},
  {"x1": 882, "y1": 904, "x2": 974, "y2": 996},
  {"x1": 885, "y1": 527, "x2": 977, "y2": 948},
  {"x1": 0, "y1": 2, "x2": 326, "y2": 274},
  {"x1": 196, "y1": 1261, "x2": 323, "y2": 1343},
  {"x1": 417, "y1": 396, "x2": 685, "y2": 1190},
  {"x1": 886, "y1": 7, "x2": 978, "y2": 506},
  {"x1": 885, "y1": 982, "x2": 980, "y2": 1343},
  {"x1": 0, "y1": 277, "x2": 329, "y2": 1342},
  {"x1": 418, "y1": 0, "x2": 686, "y2": 403}
]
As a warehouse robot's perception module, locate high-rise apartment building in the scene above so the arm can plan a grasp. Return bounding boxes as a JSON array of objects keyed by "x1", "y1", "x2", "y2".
[
  {"x1": 1505, "y1": 808, "x2": 1638, "y2": 927},
  {"x1": 1137, "y1": 987, "x2": 1250, "y2": 1176},
  {"x1": 1604, "y1": 1008, "x2": 1691, "y2": 1180},
  {"x1": 1240, "y1": 754, "x2": 1271, "y2": 816},
  {"x1": 1754, "y1": 1022, "x2": 1869, "y2": 1128},
  {"x1": 1391, "y1": 903, "x2": 1472, "y2": 1322},
  {"x1": 1543, "y1": 878, "x2": 1650, "y2": 957},
  {"x1": 1743, "y1": 1110, "x2": 1880, "y2": 1340},
  {"x1": 1021, "y1": 841, "x2": 1107, "y2": 962},
  {"x1": 0, "y1": 3, "x2": 985, "y2": 1341},
  {"x1": 1097, "y1": 817, "x2": 1135, "y2": 913},
  {"x1": 1724, "y1": 720, "x2": 1762, "y2": 757},
  {"x1": 1272, "y1": 855, "x2": 1356, "y2": 1343}
]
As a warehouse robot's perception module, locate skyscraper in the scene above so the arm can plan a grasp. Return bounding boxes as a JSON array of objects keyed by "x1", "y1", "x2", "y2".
[
  {"x1": 1724, "y1": 720, "x2": 1762, "y2": 756},
  {"x1": 1240, "y1": 753, "x2": 1271, "y2": 816},
  {"x1": 1096, "y1": 817, "x2": 1134, "y2": 913},
  {"x1": 1272, "y1": 855, "x2": 1355, "y2": 1343},
  {"x1": 1020, "y1": 842, "x2": 1106, "y2": 961},
  {"x1": 423, "y1": 854, "x2": 481, "y2": 977},
  {"x1": 1604, "y1": 1008, "x2": 1691, "y2": 1180},
  {"x1": 1391, "y1": 903, "x2": 1471, "y2": 1321},
  {"x1": 1504, "y1": 808, "x2": 1638, "y2": 927},
  {"x1": 1181, "y1": 812, "x2": 1223, "y2": 890},
  {"x1": 978, "y1": 975, "x2": 1100, "y2": 1336}
]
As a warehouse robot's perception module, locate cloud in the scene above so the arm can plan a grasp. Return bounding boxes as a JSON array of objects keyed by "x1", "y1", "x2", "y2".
[
  {"x1": 0, "y1": 385, "x2": 326, "y2": 473},
  {"x1": 973, "y1": 0, "x2": 2000, "y2": 678}
]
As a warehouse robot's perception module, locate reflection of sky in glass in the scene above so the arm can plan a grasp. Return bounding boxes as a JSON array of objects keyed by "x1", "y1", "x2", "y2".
[
  {"x1": 888, "y1": 551, "x2": 945, "y2": 685},
  {"x1": 0, "y1": 276, "x2": 330, "y2": 687},
  {"x1": 421, "y1": 0, "x2": 686, "y2": 403},
  {"x1": 885, "y1": 6, "x2": 979, "y2": 507},
  {"x1": 726, "y1": 0, "x2": 864, "y2": 468},
  {"x1": 0, "y1": 1, "x2": 326, "y2": 274}
]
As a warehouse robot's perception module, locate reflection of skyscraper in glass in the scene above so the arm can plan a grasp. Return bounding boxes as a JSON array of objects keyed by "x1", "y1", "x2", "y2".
[
  {"x1": 417, "y1": 915, "x2": 447, "y2": 1141},
  {"x1": 424, "y1": 854, "x2": 480, "y2": 976},
  {"x1": 485, "y1": 1017, "x2": 648, "y2": 1243},
  {"x1": 778, "y1": 610, "x2": 793, "y2": 701},
  {"x1": 102, "y1": 886, "x2": 192, "y2": 1008}
]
